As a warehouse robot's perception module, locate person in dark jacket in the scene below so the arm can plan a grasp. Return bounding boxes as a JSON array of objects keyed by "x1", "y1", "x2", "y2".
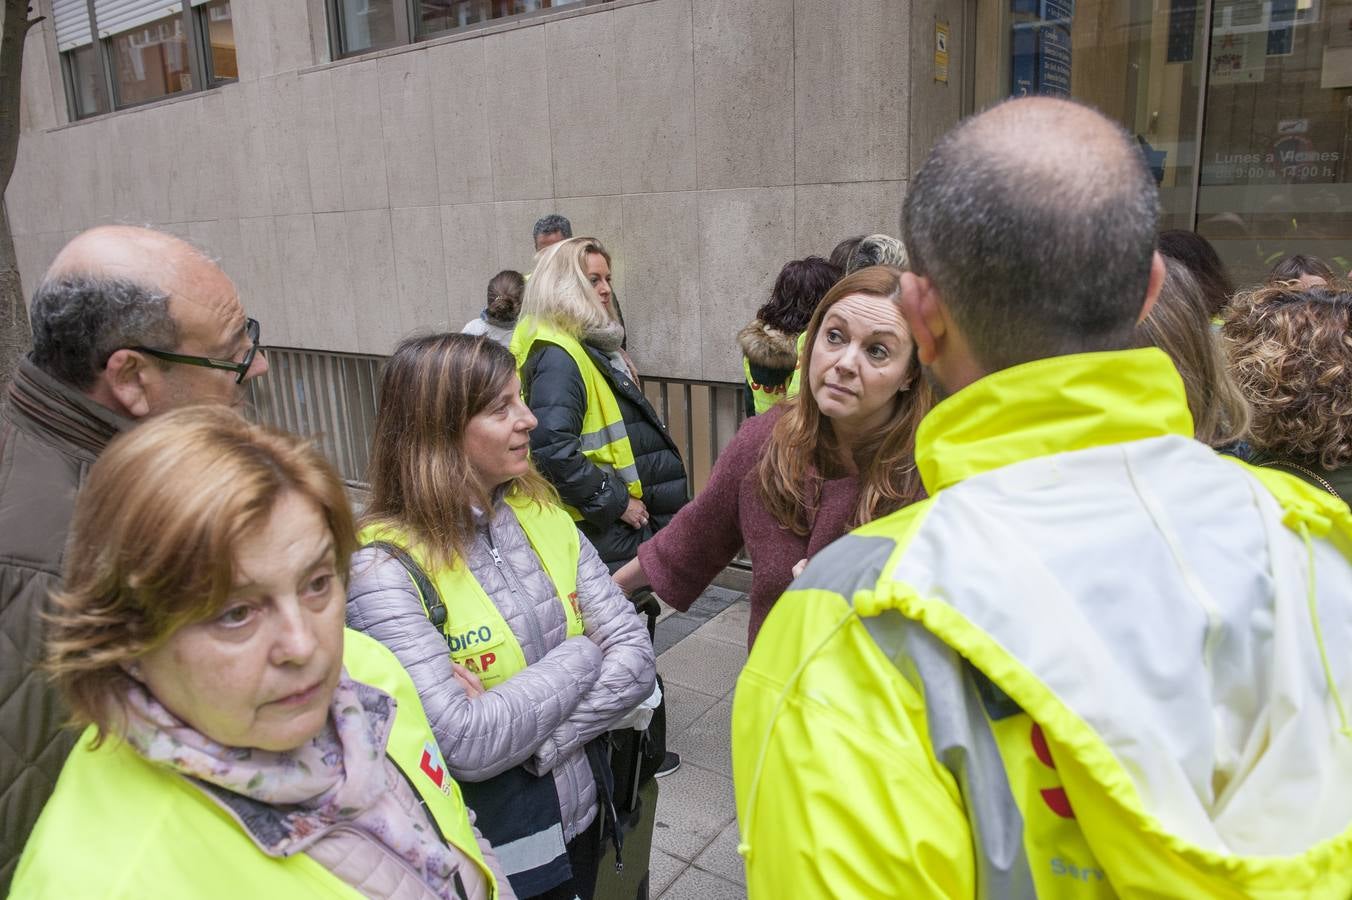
[
  {"x1": 738, "y1": 256, "x2": 840, "y2": 417},
  {"x1": 0, "y1": 225, "x2": 269, "y2": 890},
  {"x1": 509, "y1": 237, "x2": 688, "y2": 572}
]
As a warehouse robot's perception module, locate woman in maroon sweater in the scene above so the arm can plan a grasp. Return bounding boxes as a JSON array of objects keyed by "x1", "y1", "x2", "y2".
[{"x1": 614, "y1": 266, "x2": 934, "y2": 647}]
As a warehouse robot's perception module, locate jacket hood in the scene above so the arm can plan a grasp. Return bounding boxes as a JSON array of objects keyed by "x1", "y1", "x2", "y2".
[{"x1": 737, "y1": 320, "x2": 799, "y2": 370}]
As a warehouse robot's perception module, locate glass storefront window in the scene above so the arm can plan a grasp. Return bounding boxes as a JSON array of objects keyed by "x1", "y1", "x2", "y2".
[
  {"x1": 65, "y1": 44, "x2": 109, "y2": 119},
  {"x1": 337, "y1": 0, "x2": 400, "y2": 55},
  {"x1": 990, "y1": 0, "x2": 1352, "y2": 285},
  {"x1": 1198, "y1": 0, "x2": 1352, "y2": 281},
  {"x1": 109, "y1": 13, "x2": 192, "y2": 107},
  {"x1": 201, "y1": 0, "x2": 237, "y2": 82},
  {"x1": 418, "y1": 0, "x2": 585, "y2": 38},
  {"x1": 1007, "y1": 0, "x2": 1207, "y2": 232}
]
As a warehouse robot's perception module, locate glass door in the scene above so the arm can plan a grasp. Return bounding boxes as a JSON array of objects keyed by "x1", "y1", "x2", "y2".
[
  {"x1": 978, "y1": 0, "x2": 1352, "y2": 285},
  {"x1": 1197, "y1": 0, "x2": 1352, "y2": 282}
]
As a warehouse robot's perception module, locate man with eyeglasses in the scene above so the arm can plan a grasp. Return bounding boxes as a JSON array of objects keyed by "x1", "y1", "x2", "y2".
[{"x1": 0, "y1": 225, "x2": 269, "y2": 887}]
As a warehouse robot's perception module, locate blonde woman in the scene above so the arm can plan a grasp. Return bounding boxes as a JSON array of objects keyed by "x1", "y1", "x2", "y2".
[
  {"x1": 15, "y1": 406, "x2": 511, "y2": 899},
  {"x1": 510, "y1": 237, "x2": 687, "y2": 572}
]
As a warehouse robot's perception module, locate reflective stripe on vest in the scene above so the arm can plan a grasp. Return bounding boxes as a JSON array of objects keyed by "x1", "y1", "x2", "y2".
[
  {"x1": 358, "y1": 493, "x2": 583, "y2": 690},
  {"x1": 509, "y1": 316, "x2": 643, "y2": 518}
]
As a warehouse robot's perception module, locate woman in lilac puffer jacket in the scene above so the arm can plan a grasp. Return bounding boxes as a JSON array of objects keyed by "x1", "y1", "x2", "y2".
[{"x1": 347, "y1": 334, "x2": 655, "y2": 900}]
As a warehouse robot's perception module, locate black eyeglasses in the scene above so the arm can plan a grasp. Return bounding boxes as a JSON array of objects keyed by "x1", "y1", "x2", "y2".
[{"x1": 133, "y1": 317, "x2": 261, "y2": 384}]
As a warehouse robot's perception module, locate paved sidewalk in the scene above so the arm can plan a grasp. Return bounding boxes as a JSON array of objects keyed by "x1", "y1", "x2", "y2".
[{"x1": 648, "y1": 586, "x2": 751, "y2": 899}]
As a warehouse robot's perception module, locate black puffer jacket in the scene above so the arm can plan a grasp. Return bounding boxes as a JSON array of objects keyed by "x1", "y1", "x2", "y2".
[{"x1": 521, "y1": 343, "x2": 688, "y2": 570}]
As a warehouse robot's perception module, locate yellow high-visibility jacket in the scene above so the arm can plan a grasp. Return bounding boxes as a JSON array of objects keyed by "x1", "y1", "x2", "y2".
[
  {"x1": 509, "y1": 316, "x2": 642, "y2": 519},
  {"x1": 13, "y1": 631, "x2": 501, "y2": 899},
  {"x1": 733, "y1": 348, "x2": 1352, "y2": 898}
]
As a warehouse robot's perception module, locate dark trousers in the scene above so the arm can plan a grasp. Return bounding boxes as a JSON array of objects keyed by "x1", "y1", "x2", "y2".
[{"x1": 527, "y1": 814, "x2": 603, "y2": 900}]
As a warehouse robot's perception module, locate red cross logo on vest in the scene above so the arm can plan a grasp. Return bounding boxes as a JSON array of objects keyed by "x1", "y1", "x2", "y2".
[
  {"x1": 1031, "y1": 723, "x2": 1075, "y2": 818},
  {"x1": 420, "y1": 740, "x2": 450, "y2": 794}
]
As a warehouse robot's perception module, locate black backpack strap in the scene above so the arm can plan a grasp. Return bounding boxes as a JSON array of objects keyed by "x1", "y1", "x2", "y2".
[{"x1": 364, "y1": 541, "x2": 448, "y2": 631}]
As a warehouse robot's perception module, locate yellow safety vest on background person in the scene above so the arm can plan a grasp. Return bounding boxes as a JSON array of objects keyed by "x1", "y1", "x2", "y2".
[
  {"x1": 359, "y1": 492, "x2": 584, "y2": 689},
  {"x1": 510, "y1": 316, "x2": 643, "y2": 519},
  {"x1": 743, "y1": 356, "x2": 788, "y2": 414},
  {"x1": 745, "y1": 331, "x2": 808, "y2": 413},
  {"x1": 12, "y1": 631, "x2": 499, "y2": 899},
  {"x1": 784, "y1": 331, "x2": 807, "y2": 403}
]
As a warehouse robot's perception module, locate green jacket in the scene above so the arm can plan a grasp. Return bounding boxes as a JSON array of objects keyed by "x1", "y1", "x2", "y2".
[{"x1": 733, "y1": 348, "x2": 1352, "y2": 898}]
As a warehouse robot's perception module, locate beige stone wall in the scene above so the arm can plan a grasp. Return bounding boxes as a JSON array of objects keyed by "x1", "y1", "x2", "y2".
[{"x1": 8, "y1": 0, "x2": 916, "y2": 382}]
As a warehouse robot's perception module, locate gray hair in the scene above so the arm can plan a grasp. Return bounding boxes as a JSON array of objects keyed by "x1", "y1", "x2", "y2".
[
  {"x1": 532, "y1": 214, "x2": 573, "y2": 242},
  {"x1": 902, "y1": 97, "x2": 1159, "y2": 372},
  {"x1": 29, "y1": 275, "x2": 178, "y2": 389},
  {"x1": 844, "y1": 234, "x2": 909, "y2": 274}
]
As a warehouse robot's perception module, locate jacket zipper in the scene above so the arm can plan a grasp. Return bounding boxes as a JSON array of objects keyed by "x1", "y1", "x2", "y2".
[
  {"x1": 483, "y1": 514, "x2": 577, "y2": 827},
  {"x1": 483, "y1": 522, "x2": 547, "y2": 658}
]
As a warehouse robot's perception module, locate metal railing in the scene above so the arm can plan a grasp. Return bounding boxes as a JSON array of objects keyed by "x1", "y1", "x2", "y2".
[
  {"x1": 247, "y1": 347, "x2": 385, "y2": 485},
  {"x1": 247, "y1": 347, "x2": 749, "y2": 498},
  {"x1": 641, "y1": 375, "x2": 748, "y2": 499}
]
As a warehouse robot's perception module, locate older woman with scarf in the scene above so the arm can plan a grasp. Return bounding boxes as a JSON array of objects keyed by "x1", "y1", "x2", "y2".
[{"x1": 13, "y1": 406, "x2": 512, "y2": 900}]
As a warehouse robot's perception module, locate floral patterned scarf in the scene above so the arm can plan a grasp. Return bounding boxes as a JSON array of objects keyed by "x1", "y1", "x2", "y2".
[{"x1": 122, "y1": 670, "x2": 468, "y2": 898}]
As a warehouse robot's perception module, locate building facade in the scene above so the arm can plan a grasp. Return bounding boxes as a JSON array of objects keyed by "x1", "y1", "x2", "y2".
[
  {"x1": 12, "y1": 0, "x2": 959, "y2": 388},
  {"x1": 10, "y1": 0, "x2": 1349, "y2": 381}
]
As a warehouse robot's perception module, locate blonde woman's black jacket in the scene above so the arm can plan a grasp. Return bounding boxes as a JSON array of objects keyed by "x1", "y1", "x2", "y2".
[{"x1": 521, "y1": 342, "x2": 688, "y2": 571}]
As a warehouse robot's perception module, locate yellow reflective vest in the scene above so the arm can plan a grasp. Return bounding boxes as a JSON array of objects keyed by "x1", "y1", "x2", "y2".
[
  {"x1": 742, "y1": 355, "x2": 788, "y2": 415},
  {"x1": 744, "y1": 331, "x2": 807, "y2": 415},
  {"x1": 732, "y1": 348, "x2": 1352, "y2": 898},
  {"x1": 358, "y1": 493, "x2": 584, "y2": 689},
  {"x1": 510, "y1": 317, "x2": 642, "y2": 520},
  {"x1": 783, "y1": 330, "x2": 806, "y2": 402},
  {"x1": 12, "y1": 630, "x2": 500, "y2": 899}
]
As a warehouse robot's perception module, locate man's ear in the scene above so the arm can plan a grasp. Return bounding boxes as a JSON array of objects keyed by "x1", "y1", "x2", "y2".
[
  {"x1": 899, "y1": 272, "x2": 945, "y2": 366},
  {"x1": 101, "y1": 349, "x2": 154, "y2": 419},
  {"x1": 1137, "y1": 251, "x2": 1166, "y2": 324}
]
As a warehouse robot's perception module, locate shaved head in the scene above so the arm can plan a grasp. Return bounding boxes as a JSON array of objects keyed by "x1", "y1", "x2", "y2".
[{"x1": 902, "y1": 98, "x2": 1159, "y2": 373}]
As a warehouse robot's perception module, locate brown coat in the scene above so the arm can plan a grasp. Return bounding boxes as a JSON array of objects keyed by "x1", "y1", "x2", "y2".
[{"x1": 0, "y1": 359, "x2": 129, "y2": 888}]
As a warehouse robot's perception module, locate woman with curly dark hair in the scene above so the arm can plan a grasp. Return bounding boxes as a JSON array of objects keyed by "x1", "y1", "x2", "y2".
[
  {"x1": 1224, "y1": 283, "x2": 1352, "y2": 504},
  {"x1": 738, "y1": 256, "x2": 841, "y2": 416}
]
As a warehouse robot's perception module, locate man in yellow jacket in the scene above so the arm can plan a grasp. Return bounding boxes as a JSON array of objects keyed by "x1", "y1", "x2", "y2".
[{"x1": 732, "y1": 97, "x2": 1352, "y2": 898}]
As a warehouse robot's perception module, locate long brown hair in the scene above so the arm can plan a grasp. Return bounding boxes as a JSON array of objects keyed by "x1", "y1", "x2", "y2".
[
  {"x1": 757, "y1": 266, "x2": 933, "y2": 535},
  {"x1": 1135, "y1": 256, "x2": 1249, "y2": 448},
  {"x1": 363, "y1": 333, "x2": 555, "y2": 569},
  {"x1": 46, "y1": 406, "x2": 356, "y2": 744}
]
